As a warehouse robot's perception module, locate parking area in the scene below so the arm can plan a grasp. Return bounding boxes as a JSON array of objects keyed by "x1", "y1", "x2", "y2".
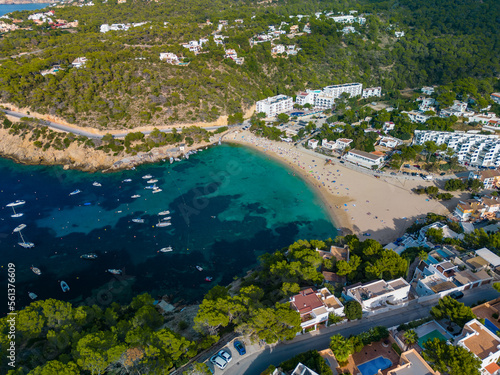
[{"x1": 205, "y1": 337, "x2": 263, "y2": 374}]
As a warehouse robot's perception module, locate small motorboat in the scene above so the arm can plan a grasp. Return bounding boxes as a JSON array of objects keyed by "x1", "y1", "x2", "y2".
[
  {"x1": 123, "y1": 179, "x2": 132, "y2": 182},
  {"x1": 144, "y1": 185, "x2": 156, "y2": 190},
  {"x1": 81, "y1": 253, "x2": 98, "y2": 260},
  {"x1": 107, "y1": 269, "x2": 122, "y2": 275},
  {"x1": 83, "y1": 202, "x2": 92, "y2": 206},
  {"x1": 92, "y1": 182, "x2": 102, "y2": 187},
  {"x1": 13, "y1": 224, "x2": 26, "y2": 232},
  {"x1": 6, "y1": 200, "x2": 25, "y2": 207},
  {"x1": 142, "y1": 174, "x2": 153, "y2": 179},
  {"x1": 60, "y1": 281, "x2": 70, "y2": 292},
  {"x1": 131, "y1": 194, "x2": 141, "y2": 198},
  {"x1": 159, "y1": 246, "x2": 173, "y2": 253},
  {"x1": 31, "y1": 266, "x2": 41, "y2": 275},
  {"x1": 11, "y1": 213, "x2": 24, "y2": 218},
  {"x1": 156, "y1": 221, "x2": 171, "y2": 227},
  {"x1": 205, "y1": 277, "x2": 213, "y2": 282},
  {"x1": 158, "y1": 211, "x2": 170, "y2": 215},
  {"x1": 147, "y1": 179, "x2": 158, "y2": 183},
  {"x1": 170, "y1": 157, "x2": 174, "y2": 164},
  {"x1": 29, "y1": 292, "x2": 37, "y2": 300},
  {"x1": 132, "y1": 218, "x2": 144, "y2": 223},
  {"x1": 69, "y1": 189, "x2": 81, "y2": 196},
  {"x1": 174, "y1": 158, "x2": 181, "y2": 162},
  {"x1": 196, "y1": 266, "x2": 203, "y2": 272},
  {"x1": 152, "y1": 188, "x2": 162, "y2": 194}
]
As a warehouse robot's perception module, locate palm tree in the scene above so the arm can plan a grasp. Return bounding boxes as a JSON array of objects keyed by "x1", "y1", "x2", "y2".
[
  {"x1": 403, "y1": 329, "x2": 419, "y2": 348},
  {"x1": 418, "y1": 250, "x2": 429, "y2": 262}
]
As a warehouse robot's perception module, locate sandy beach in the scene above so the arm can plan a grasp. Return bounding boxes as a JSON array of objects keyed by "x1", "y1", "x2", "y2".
[{"x1": 226, "y1": 131, "x2": 456, "y2": 244}]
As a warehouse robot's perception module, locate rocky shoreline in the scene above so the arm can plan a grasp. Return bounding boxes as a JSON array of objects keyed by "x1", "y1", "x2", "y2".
[{"x1": 0, "y1": 126, "x2": 216, "y2": 172}]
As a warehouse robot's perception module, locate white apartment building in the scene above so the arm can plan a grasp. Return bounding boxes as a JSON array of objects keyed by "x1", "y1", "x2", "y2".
[
  {"x1": 456, "y1": 319, "x2": 500, "y2": 375},
  {"x1": 256, "y1": 95, "x2": 293, "y2": 117},
  {"x1": 344, "y1": 278, "x2": 410, "y2": 312},
  {"x1": 421, "y1": 86, "x2": 435, "y2": 95},
  {"x1": 379, "y1": 136, "x2": 403, "y2": 149},
  {"x1": 159, "y1": 53, "x2": 180, "y2": 65},
  {"x1": 344, "y1": 149, "x2": 385, "y2": 169},
  {"x1": 362, "y1": 87, "x2": 382, "y2": 98},
  {"x1": 295, "y1": 91, "x2": 315, "y2": 106},
  {"x1": 314, "y1": 93, "x2": 335, "y2": 109},
  {"x1": 308, "y1": 139, "x2": 319, "y2": 149},
  {"x1": 323, "y1": 83, "x2": 363, "y2": 99},
  {"x1": 413, "y1": 130, "x2": 500, "y2": 167},
  {"x1": 330, "y1": 15, "x2": 366, "y2": 25},
  {"x1": 403, "y1": 110, "x2": 431, "y2": 123}
]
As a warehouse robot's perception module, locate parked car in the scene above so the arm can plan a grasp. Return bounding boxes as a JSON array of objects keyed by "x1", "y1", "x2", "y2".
[
  {"x1": 210, "y1": 354, "x2": 227, "y2": 370},
  {"x1": 363, "y1": 233, "x2": 371, "y2": 236},
  {"x1": 390, "y1": 172, "x2": 397, "y2": 175},
  {"x1": 449, "y1": 291, "x2": 464, "y2": 300},
  {"x1": 340, "y1": 160, "x2": 345, "y2": 164},
  {"x1": 218, "y1": 349, "x2": 232, "y2": 363},
  {"x1": 234, "y1": 341, "x2": 246, "y2": 355},
  {"x1": 440, "y1": 172, "x2": 446, "y2": 176}
]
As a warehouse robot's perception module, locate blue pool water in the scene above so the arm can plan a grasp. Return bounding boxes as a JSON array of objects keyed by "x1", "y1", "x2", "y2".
[
  {"x1": 357, "y1": 356, "x2": 392, "y2": 375},
  {"x1": 427, "y1": 256, "x2": 439, "y2": 264},
  {"x1": 484, "y1": 318, "x2": 500, "y2": 335},
  {"x1": 436, "y1": 249, "x2": 450, "y2": 258}
]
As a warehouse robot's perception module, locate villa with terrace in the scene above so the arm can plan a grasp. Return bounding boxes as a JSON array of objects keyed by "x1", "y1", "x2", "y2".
[
  {"x1": 289, "y1": 287, "x2": 344, "y2": 333},
  {"x1": 343, "y1": 278, "x2": 411, "y2": 312},
  {"x1": 387, "y1": 349, "x2": 439, "y2": 375},
  {"x1": 456, "y1": 319, "x2": 500, "y2": 375}
]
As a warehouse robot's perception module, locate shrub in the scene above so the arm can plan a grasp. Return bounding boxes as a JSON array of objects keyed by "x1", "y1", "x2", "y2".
[{"x1": 392, "y1": 343, "x2": 402, "y2": 355}]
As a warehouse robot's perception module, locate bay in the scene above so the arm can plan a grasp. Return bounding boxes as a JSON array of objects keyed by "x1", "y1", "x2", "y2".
[
  {"x1": 0, "y1": 3, "x2": 50, "y2": 17},
  {"x1": 0, "y1": 144, "x2": 336, "y2": 314}
]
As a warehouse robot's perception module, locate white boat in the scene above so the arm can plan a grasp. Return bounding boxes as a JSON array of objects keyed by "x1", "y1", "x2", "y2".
[
  {"x1": 123, "y1": 179, "x2": 132, "y2": 182},
  {"x1": 161, "y1": 217, "x2": 171, "y2": 221},
  {"x1": 170, "y1": 157, "x2": 174, "y2": 164},
  {"x1": 142, "y1": 175, "x2": 153, "y2": 179},
  {"x1": 19, "y1": 241, "x2": 35, "y2": 248},
  {"x1": 152, "y1": 188, "x2": 162, "y2": 194},
  {"x1": 131, "y1": 194, "x2": 141, "y2": 198},
  {"x1": 92, "y1": 182, "x2": 102, "y2": 187},
  {"x1": 29, "y1": 292, "x2": 37, "y2": 300},
  {"x1": 158, "y1": 211, "x2": 170, "y2": 215},
  {"x1": 31, "y1": 266, "x2": 41, "y2": 275},
  {"x1": 144, "y1": 185, "x2": 156, "y2": 190},
  {"x1": 156, "y1": 221, "x2": 171, "y2": 227},
  {"x1": 14, "y1": 224, "x2": 34, "y2": 248},
  {"x1": 159, "y1": 246, "x2": 173, "y2": 253},
  {"x1": 69, "y1": 189, "x2": 81, "y2": 196},
  {"x1": 107, "y1": 269, "x2": 122, "y2": 275},
  {"x1": 60, "y1": 281, "x2": 70, "y2": 292},
  {"x1": 147, "y1": 179, "x2": 158, "y2": 183},
  {"x1": 6, "y1": 200, "x2": 25, "y2": 207},
  {"x1": 13, "y1": 224, "x2": 26, "y2": 232},
  {"x1": 196, "y1": 265, "x2": 203, "y2": 272},
  {"x1": 11, "y1": 213, "x2": 23, "y2": 218},
  {"x1": 185, "y1": 154, "x2": 189, "y2": 160},
  {"x1": 174, "y1": 158, "x2": 181, "y2": 162},
  {"x1": 132, "y1": 218, "x2": 144, "y2": 223}
]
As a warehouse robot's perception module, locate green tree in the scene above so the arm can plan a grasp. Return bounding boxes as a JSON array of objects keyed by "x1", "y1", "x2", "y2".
[
  {"x1": 344, "y1": 300, "x2": 362, "y2": 320},
  {"x1": 277, "y1": 113, "x2": 290, "y2": 123},
  {"x1": 430, "y1": 296, "x2": 475, "y2": 327},
  {"x1": 423, "y1": 338, "x2": 481, "y2": 375},
  {"x1": 28, "y1": 360, "x2": 79, "y2": 375},
  {"x1": 426, "y1": 228, "x2": 444, "y2": 243},
  {"x1": 329, "y1": 334, "x2": 353, "y2": 363},
  {"x1": 75, "y1": 331, "x2": 126, "y2": 375},
  {"x1": 403, "y1": 329, "x2": 419, "y2": 346}
]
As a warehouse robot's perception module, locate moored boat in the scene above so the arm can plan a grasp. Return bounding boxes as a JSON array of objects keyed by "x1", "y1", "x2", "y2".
[
  {"x1": 147, "y1": 179, "x2": 158, "y2": 183},
  {"x1": 31, "y1": 266, "x2": 41, "y2": 275},
  {"x1": 6, "y1": 200, "x2": 25, "y2": 207},
  {"x1": 158, "y1": 210, "x2": 170, "y2": 215},
  {"x1": 81, "y1": 253, "x2": 98, "y2": 260},
  {"x1": 69, "y1": 189, "x2": 81, "y2": 196},
  {"x1": 152, "y1": 188, "x2": 162, "y2": 194},
  {"x1": 156, "y1": 221, "x2": 171, "y2": 227},
  {"x1": 92, "y1": 182, "x2": 102, "y2": 187},
  {"x1": 132, "y1": 218, "x2": 144, "y2": 223},
  {"x1": 170, "y1": 157, "x2": 174, "y2": 164},
  {"x1": 159, "y1": 246, "x2": 173, "y2": 253},
  {"x1": 196, "y1": 265, "x2": 203, "y2": 272},
  {"x1": 29, "y1": 292, "x2": 37, "y2": 300},
  {"x1": 107, "y1": 269, "x2": 122, "y2": 275},
  {"x1": 11, "y1": 213, "x2": 24, "y2": 218},
  {"x1": 123, "y1": 178, "x2": 132, "y2": 182},
  {"x1": 131, "y1": 194, "x2": 141, "y2": 198},
  {"x1": 60, "y1": 281, "x2": 70, "y2": 292},
  {"x1": 142, "y1": 174, "x2": 153, "y2": 179},
  {"x1": 205, "y1": 276, "x2": 213, "y2": 282}
]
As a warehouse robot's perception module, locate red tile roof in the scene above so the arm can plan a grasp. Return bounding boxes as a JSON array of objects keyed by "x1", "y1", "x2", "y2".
[
  {"x1": 485, "y1": 362, "x2": 500, "y2": 375},
  {"x1": 291, "y1": 288, "x2": 323, "y2": 315}
]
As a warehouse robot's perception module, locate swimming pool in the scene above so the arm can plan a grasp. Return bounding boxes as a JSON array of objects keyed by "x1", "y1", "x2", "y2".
[
  {"x1": 484, "y1": 318, "x2": 500, "y2": 335},
  {"x1": 435, "y1": 249, "x2": 450, "y2": 258},
  {"x1": 418, "y1": 330, "x2": 448, "y2": 348},
  {"x1": 357, "y1": 356, "x2": 392, "y2": 375},
  {"x1": 427, "y1": 256, "x2": 439, "y2": 264}
]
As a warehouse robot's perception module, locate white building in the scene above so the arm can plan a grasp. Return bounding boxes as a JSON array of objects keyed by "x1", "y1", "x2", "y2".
[
  {"x1": 413, "y1": 130, "x2": 500, "y2": 167},
  {"x1": 292, "y1": 363, "x2": 320, "y2": 375},
  {"x1": 308, "y1": 139, "x2": 319, "y2": 149},
  {"x1": 344, "y1": 149, "x2": 385, "y2": 169},
  {"x1": 330, "y1": 15, "x2": 365, "y2": 24},
  {"x1": 379, "y1": 136, "x2": 403, "y2": 149},
  {"x1": 323, "y1": 83, "x2": 363, "y2": 99},
  {"x1": 336, "y1": 138, "x2": 353, "y2": 150},
  {"x1": 403, "y1": 110, "x2": 431, "y2": 123},
  {"x1": 256, "y1": 95, "x2": 293, "y2": 117},
  {"x1": 314, "y1": 93, "x2": 335, "y2": 109},
  {"x1": 344, "y1": 278, "x2": 410, "y2": 312},
  {"x1": 394, "y1": 31, "x2": 405, "y2": 38},
  {"x1": 475, "y1": 248, "x2": 500, "y2": 268},
  {"x1": 456, "y1": 319, "x2": 500, "y2": 375},
  {"x1": 321, "y1": 139, "x2": 337, "y2": 150},
  {"x1": 362, "y1": 87, "x2": 382, "y2": 99},
  {"x1": 290, "y1": 288, "x2": 344, "y2": 332},
  {"x1": 295, "y1": 91, "x2": 316, "y2": 106},
  {"x1": 491, "y1": 93, "x2": 500, "y2": 105},
  {"x1": 383, "y1": 121, "x2": 395, "y2": 132},
  {"x1": 71, "y1": 57, "x2": 87, "y2": 68},
  {"x1": 271, "y1": 44, "x2": 285, "y2": 54},
  {"x1": 159, "y1": 52, "x2": 180, "y2": 65},
  {"x1": 422, "y1": 86, "x2": 435, "y2": 95}
]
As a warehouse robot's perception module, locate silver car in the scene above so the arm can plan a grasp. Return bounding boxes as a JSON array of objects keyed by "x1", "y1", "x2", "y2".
[
  {"x1": 218, "y1": 349, "x2": 232, "y2": 363},
  {"x1": 210, "y1": 354, "x2": 227, "y2": 370}
]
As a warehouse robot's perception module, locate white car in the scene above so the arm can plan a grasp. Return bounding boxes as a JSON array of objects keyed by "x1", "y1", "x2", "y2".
[
  {"x1": 218, "y1": 349, "x2": 232, "y2": 363},
  {"x1": 210, "y1": 354, "x2": 227, "y2": 370}
]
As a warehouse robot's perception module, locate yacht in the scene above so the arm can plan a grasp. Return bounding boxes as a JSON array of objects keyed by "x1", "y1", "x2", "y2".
[
  {"x1": 69, "y1": 189, "x2": 81, "y2": 196},
  {"x1": 174, "y1": 158, "x2": 181, "y2": 162},
  {"x1": 196, "y1": 265, "x2": 203, "y2": 272},
  {"x1": 144, "y1": 185, "x2": 156, "y2": 190},
  {"x1": 122, "y1": 179, "x2": 132, "y2": 183},
  {"x1": 92, "y1": 182, "x2": 102, "y2": 187},
  {"x1": 170, "y1": 157, "x2": 174, "y2": 164},
  {"x1": 159, "y1": 246, "x2": 173, "y2": 253},
  {"x1": 31, "y1": 266, "x2": 41, "y2": 275},
  {"x1": 158, "y1": 210, "x2": 170, "y2": 215},
  {"x1": 81, "y1": 253, "x2": 98, "y2": 260},
  {"x1": 107, "y1": 269, "x2": 122, "y2": 275},
  {"x1": 147, "y1": 179, "x2": 158, "y2": 183},
  {"x1": 152, "y1": 188, "x2": 162, "y2": 194},
  {"x1": 156, "y1": 221, "x2": 171, "y2": 227},
  {"x1": 14, "y1": 224, "x2": 34, "y2": 248},
  {"x1": 29, "y1": 292, "x2": 37, "y2": 300},
  {"x1": 132, "y1": 218, "x2": 145, "y2": 223},
  {"x1": 161, "y1": 217, "x2": 171, "y2": 221},
  {"x1": 60, "y1": 281, "x2": 70, "y2": 292},
  {"x1": 142, "y1": 174, "x2": 153, "y2": 179},
  {"x1": 6, "y1": 200, "x2": 26, "y2": 207},
  {"x1": 131, "y1": 194, "x2": 141, "y2": 199}
]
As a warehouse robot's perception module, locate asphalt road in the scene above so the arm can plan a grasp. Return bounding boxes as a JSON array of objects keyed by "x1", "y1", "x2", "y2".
[
  {"x1": 226, "y1": 286, "x2": 499, "y2": 375},
  {"x1": 2, "y1": 109, "x2": 229, "y2": 139}
]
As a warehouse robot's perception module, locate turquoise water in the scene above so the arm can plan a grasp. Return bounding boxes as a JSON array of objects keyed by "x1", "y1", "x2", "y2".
[
  {"x1": 418, "y1": 330, "x2": 448, "y2": 347},
  {"x1": 357, "y1": 356, "x2": 392, "y2": 375},
  {"x1": 0, "y1": 3, "x2": 50, "y2": 17},
  {"x1": 0, "y1": 144, "x2": 336, "y2": 313}
]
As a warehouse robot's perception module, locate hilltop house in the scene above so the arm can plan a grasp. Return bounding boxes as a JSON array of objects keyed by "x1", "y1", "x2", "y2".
[{"x1": 343, "y1": 278, "x2": 410, "y2": 312}]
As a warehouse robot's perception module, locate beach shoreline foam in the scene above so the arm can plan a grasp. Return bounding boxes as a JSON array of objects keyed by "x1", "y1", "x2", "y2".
[{"x1": 225, "y1": 130, "x2": 457, "y2": 244}]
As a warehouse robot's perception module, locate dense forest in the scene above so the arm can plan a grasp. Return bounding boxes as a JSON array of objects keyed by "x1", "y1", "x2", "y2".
[{"x1": 0, "y1": 0, "x2": 498, "y2": 129}]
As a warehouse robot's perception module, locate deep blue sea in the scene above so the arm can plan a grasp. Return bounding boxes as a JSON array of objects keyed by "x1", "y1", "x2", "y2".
[
  {"x1": 0, "y1": 3, "x2": 50, "y2": 17},
  {"x1": 0, "y1": 144, "x2": 336, "y2": 314}
]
